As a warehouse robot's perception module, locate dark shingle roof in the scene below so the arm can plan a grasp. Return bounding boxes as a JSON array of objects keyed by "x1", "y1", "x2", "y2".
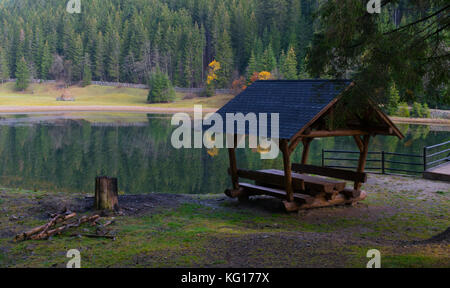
[{"x1": 210, "y1": 80, "x2": 352, "y2": 139}]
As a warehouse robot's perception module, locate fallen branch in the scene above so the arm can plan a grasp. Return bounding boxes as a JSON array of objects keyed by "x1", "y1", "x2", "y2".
[
  {"x1": 79, "y1": 234, "x2": 116, "y2": 240},
  {"x1": 30, "y1": 215, "x2": 100, "y2": 240},
  {"x1": 14, "y1": 212, "x2": 77, "y2": 242}
]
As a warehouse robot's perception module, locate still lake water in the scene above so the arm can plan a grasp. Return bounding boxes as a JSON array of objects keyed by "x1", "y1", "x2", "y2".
[{"x1": 0, "y1": 112, "x2": 448, "y2": 195}]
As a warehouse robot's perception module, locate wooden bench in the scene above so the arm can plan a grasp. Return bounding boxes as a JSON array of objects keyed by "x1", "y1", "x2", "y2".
[
  {"x1": 291, "y1": 164, "x2": 367, "y2": 198},
  {"x1": 237, "y1": 183, "x2": 315, "y2": 204},
  {"x1": 231, "y1": 168, "x2": 346, "y2": 195}
]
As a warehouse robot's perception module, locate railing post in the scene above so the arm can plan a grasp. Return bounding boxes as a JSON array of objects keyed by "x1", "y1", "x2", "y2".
[
  {"x1": 381, "y1": 151, "x2": 385, "y2": 174},
  {"x1": 322, "y1": 149, "x2": 324, "y2": 167},
  {"x1": 423, "y1": 147, "x2": 427, "y2": 171}
]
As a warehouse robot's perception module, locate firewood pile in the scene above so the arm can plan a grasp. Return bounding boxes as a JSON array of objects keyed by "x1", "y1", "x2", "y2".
[{"x1": 14, "y1": 210, "x2": 116, "y2": 242}]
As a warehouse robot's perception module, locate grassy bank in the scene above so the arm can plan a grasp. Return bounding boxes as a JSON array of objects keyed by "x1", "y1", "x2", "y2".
[
  {"x1": 0, "y1": 174, "x2": 448, "y2": 268},
  {"x1": 0, "y1": 82, "x2": 233, "y2": 109}
]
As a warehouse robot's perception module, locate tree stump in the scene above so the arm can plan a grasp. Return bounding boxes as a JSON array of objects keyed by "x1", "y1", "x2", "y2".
[{"x1": 94, "y1": 177, "x2": 119, "y2": 211}]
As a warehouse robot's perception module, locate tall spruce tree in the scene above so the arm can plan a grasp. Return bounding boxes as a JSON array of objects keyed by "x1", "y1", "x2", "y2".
[
  {"x1": 40, "y1": 41, "x2": 52, "y2": 80},
  {"x1": 0, "y1": 47, "x2": 10, "y2": 82},
  {"x1": 282, "y1": 46, "x2": 298, "y2": 80},
  {"x1": 16, "y1": 57, "x2": 30, "y2": 90}
]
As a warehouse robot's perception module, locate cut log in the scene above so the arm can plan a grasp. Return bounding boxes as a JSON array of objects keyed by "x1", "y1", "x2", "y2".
[
  {"x1": 298, "y1": 191, "x2": 367, "y2": 210},
  {"x1": 95, "y1": 176, "x2": 119, "y2": 211},
  {"x1": 224, "y1": 187, "x2": 245, "y2": 198},
  {"x1": 340, "y1": 188, "x2": 361, "y2": 199},
  {"x1": 283, "y1": 201, "x2": 300, "y2": 212}
]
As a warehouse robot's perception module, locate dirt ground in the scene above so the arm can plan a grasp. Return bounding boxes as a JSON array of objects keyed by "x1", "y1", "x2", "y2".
[{"x1": 0, "y1": 174, "x2": 448, "y2": 268}]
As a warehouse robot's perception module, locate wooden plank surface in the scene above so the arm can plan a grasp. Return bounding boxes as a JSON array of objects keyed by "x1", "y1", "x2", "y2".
[
  {"x1": 239, "y1": 182, "x2": 314, "y2": 204},
  {"x1": 423, "y1": 162, "x2": 450, "y2": 182},
  {"x1": 261, "y1": 169, "x2": 346, "y2": 194},
  {"x1": 291, "y1": 163, "x2": 367, "y2": 183}
]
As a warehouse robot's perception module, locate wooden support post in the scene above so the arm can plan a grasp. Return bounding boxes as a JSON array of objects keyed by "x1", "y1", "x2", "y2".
[
  {"x1": 280, "y1": 139, "x2": 294, "y2": 202},
  {"x1": 95, "y1": 176, "x2": 119, "y2": 211},
  {"x1": 227, "y1": 135, "x2": 239, "y2": 190},
  {"x1": 301, "y1": 138, "x2": 313, "y2": 164},
  {"x1": 354, "y1": 135, "x2": 370, "y2": 191}
]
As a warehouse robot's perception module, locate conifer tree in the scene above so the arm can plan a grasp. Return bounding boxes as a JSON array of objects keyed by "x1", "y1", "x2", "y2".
[
  {"x1": 246, "y1": 50, "x2": 259, "y2": 79},
  {"x1": 262, "y1": 44, "x2": 276, "y2": 72},
  {"x1": 106, "y1": 30, "x2": 120, "y2": 82},
  {"x1": 94, "y1": 32, "x2": 105, "y2": 81},
  {"x1": 215, "y1": 29, "x2": 233, "y2": 88},
  {"x1": 40, "y1": 41, "x2": 52, "y2": 80},
  {"x1": 16, "y1": 57, "x2": 30, "y2": 91},
  {"x1": 82, "y1": 53, "x2": 92, "y2": 87},
  {"x1": 0, "y1": 47, "x2": 10, "y2": 82},
  {"x1": 282, "y1": 46, "x2": 298, "y2": 80}
]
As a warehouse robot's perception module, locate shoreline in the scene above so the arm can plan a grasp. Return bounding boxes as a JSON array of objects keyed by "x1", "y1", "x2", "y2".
[
  {"x1": 0, "y1": 105, "x2": 218, "y2": 114},
  {"x1": 390, "y1": 116, "x2": 450, "y2": 125},
  {"x1": 0, "y1": 106, "x2": 449, "y2": 125}
]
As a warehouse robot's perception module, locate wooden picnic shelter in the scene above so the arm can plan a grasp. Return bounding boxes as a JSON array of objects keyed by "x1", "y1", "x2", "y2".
[{"x1": 213, "y1": 80, "x2": 404, "y2": 212}]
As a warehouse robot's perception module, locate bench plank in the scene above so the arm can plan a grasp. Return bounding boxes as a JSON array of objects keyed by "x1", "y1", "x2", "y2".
[
  {"x1": 239, "y1": 182, "x2": 314, "y2": 204},
  {"x1": 261, "y1": 169, "x2": 346, "y2": 194},
  {"x1": 291, "y1": 164, "x2": 367, "y2": 183}
]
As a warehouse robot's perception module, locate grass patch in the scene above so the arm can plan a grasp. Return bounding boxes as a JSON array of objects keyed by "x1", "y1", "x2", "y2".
[{"x1": 0, "y1": 82, "x2": 233, "y2": 109}]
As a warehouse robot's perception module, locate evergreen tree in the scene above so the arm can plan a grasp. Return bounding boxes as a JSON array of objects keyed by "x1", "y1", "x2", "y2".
[
  {"x1": 147, "y1": 69, "x2": 175, "y2": 103},
  {"x1": 215, "y1": 29, "x2": 234, "y2": 88},
  {"x1": 0, "y1": 47, "x2": 10, "y2": 82},
  {"x1": 82, "y1": 53, "x2": 92, "y2": 87},
  {"x1": 282, "y1": 46, "x2": 298, "y2": 80},
  {"x1": 71, "y1": 35, "x2": 84, "y2": 81},
  {"x1": 387, "y1": 83, "x2": 400, "y2": 115},
  {"x1": 16, "y1": 57, "x2": 30, "y2": 91},
  {"x1": 246, "y1": 50, "x2": 259, "y2": 79},
  {"x1": 106, "y1": 30, "x2": 120, "y2": 82},
  {"x1": 40, "y1": 41, "x2": 52, "y2": 80},
  {"x1": 94, "y1": 32, "x2": 105, "y2": 81},
  {"x1": 262, "y1": 44, "x2": 276, "y2": 72}
]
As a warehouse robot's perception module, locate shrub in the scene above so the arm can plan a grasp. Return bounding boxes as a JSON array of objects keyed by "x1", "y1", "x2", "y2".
[
  {"x1": 411, "y1": 102, "x2": 423, "y2": 118},
  {"x1": 387, "y1": 83, "x2": 400, "y2": 115},
  {"x1": 203, "y1": 83, "x2": 215, "y2": 97},
  {"x1": 396, "y1": 102, "x2": 410, "y2": 117},
  {"x1": 421, "y1": 103, "x2": 431, "y2": 118},
  {"x1": 147, "y1": 69, "x2": 176, "y2": 103}
]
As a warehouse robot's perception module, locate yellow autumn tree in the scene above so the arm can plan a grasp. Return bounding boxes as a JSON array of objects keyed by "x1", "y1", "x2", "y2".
[
  {"x1": 205, "y1": 60, "x2": 221, "y2": 97},
  {"x1": 258, "y1": 71, "x2": 271, "y2": 80},
  {"x1": 207, "y1": 60, "x2": 221, "y2": 85}
]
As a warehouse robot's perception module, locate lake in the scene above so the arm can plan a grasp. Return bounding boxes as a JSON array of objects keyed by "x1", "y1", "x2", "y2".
[{"x1": 0, "y1": 112, "x2": 448, "y2": 195}]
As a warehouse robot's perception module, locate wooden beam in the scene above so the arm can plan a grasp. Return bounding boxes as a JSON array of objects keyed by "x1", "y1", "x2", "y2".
[
  {"x1": 292, "y1": 164, "x2": 367, "y2": 183},
  {"x1": 227, "y1": 135, "x2": 239, "y2": 190},
  {"x1": 354, "y1": 135, "x2": 370, "y2": 190},
  {"x1": 301, "y1": 138, "x2": 312, "y2": 164},
  {"x1": 301, "y1": 130, "x2": 369, "y2": 138},
  {"x1": 288, "y1": 136, "x2": 303, "y2": 154},
  {"x1": 280, "y1": 139, "x2": 294, "y2": 202},
  {"x1": 353, "y1": 135, "x2": 364, "y2": 152}
]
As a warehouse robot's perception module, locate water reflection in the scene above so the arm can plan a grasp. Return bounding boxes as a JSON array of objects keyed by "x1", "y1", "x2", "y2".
[{"x1": 0, "y1": 113, "x2": 448, "y2": 194}]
